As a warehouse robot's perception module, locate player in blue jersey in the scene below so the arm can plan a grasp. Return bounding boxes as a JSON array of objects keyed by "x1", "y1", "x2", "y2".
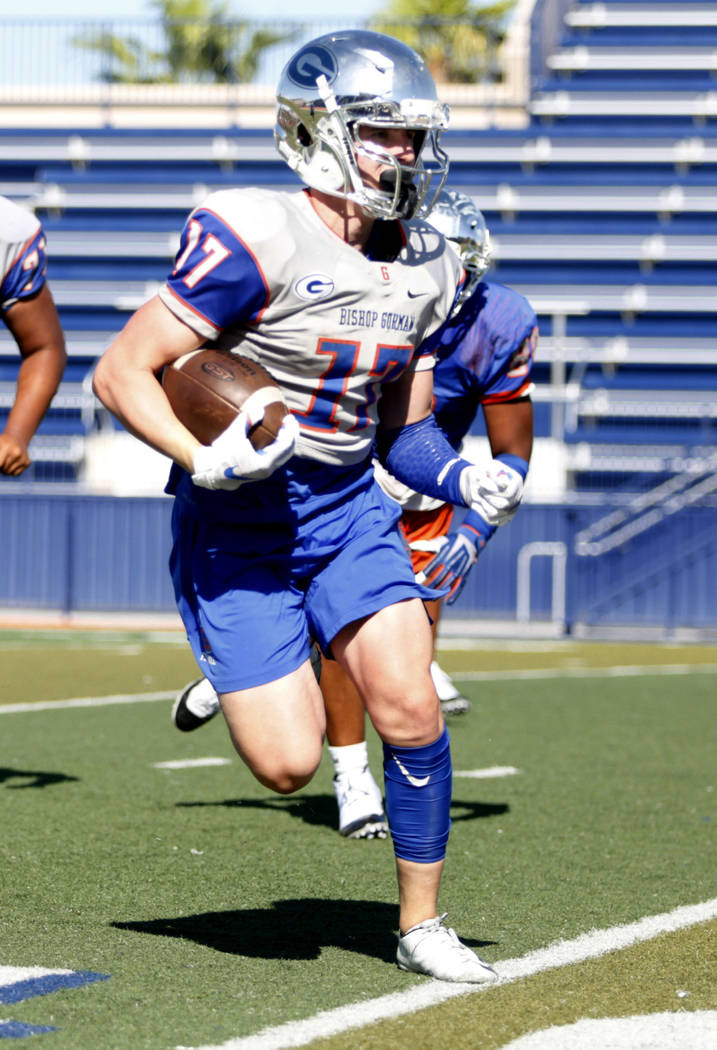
[
  {"x1": 174, "y1": 191, "x2": 537, "y2": 842},
  {"x1": 93, "y1": 31, "x2": 524, "y2": 983},
  {"x1": 0, "y1": 196, "x2": 66, "y2": 476}
]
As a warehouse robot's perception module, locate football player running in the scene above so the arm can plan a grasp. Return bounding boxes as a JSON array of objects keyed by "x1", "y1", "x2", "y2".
[
  {"x1": 174, "y1": 191, "x2": 537, "y2": 843},
  {"x1": 94, "y1": 31, "x2": 512, "y2": 982},
  {"x1": 0, "y1": 196, "x2": 66, "y2": 476}
]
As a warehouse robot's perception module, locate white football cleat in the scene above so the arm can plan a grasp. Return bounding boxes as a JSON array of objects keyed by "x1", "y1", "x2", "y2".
[
  {"x1": 171, "y1": 677, "x2": 221, "y2": 732},
  {"x1": 334, "y1": 766, "x2": 388, "y2": 839},
  {"x1": 431, "y1": 660, "x2": 471, "y2": 715},
  {"x1": 397, "y1": 915, "x2": 497, "y2": 983}
]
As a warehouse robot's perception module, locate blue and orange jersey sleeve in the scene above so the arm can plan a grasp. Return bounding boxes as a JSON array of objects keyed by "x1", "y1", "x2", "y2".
[
  {"x1": 481, "y1": 324, "x2": 539, "y2": 405},
  {"x1": 164, "y1": 206, "x2": 270, "y2": 335},
  {"x1": 1, "y1": 227, "x2": 47, "y2": 311},
  {"x1": 459, "y1": 281, "x2": 538, "y2": 403}
]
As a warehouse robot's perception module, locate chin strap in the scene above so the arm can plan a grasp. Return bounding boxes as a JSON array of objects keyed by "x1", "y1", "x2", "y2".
[
  {"x1": 316, "y1": 74, "x2": 365, "y2": 198},
  {"x1": 380, "y1": 169, "x2": 418, "y2": 219}
]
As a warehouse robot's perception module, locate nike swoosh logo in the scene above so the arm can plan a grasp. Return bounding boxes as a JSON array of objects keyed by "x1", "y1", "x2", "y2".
[
  {"x1": 407, "y1": 289, "x2": 425, "y2": 299},
  {"x1": 392, "y1": 755, "x2": 430, "y2": 787}
]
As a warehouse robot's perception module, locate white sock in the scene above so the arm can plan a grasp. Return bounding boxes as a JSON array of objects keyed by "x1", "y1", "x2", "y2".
[{"x1": 328, "y1": 741, "x2": 369, "y2": 777}]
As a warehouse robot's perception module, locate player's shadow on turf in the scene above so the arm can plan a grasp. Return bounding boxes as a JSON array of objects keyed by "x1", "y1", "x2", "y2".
[
  {"x1": 112, "y1": 898, "x2": 496, "y2": 962},
  {"x1": 0, "y1": 766, "x2": 80, "y2": 790},
  {"x1": 176, "y1": 794, "x2": 509, "y2": 830},
  {"x1": 177, "y1": 793, "x2": 339, "y2": 830},
  {"x1": 451, "y1": 798, "x2": 510, "y2": 822}
]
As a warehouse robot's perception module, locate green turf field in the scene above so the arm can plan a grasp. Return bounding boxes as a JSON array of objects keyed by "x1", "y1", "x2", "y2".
[{"x1": 1, "y1": 632, "x2": 715, "y2": 1049}]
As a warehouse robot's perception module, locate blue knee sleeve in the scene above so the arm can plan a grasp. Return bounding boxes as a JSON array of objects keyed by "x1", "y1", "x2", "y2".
[{"x1": 383, "y1": 726, "x2": 452, "y2": 863}]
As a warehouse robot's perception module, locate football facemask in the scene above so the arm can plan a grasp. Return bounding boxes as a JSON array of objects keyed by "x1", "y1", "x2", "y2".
[
  {"x1": 428, "y1": 189, "x2": 493, "y2": 306},
  {"x1": 275, "y1": 30, "x2": 449, "y2": 220}
]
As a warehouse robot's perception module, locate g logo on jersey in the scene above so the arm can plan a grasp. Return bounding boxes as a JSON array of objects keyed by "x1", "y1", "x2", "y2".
[
  {"x1": 286, "y1": 45, "x2": 338, "y2": 89},
  {"x1": 294, "y1": 273, "x2": 335, "y2": 301}
]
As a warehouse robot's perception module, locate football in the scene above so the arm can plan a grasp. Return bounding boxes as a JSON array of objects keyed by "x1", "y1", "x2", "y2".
[{"x1": 162, "y1": 347, "x2": 289, "y2": 449}]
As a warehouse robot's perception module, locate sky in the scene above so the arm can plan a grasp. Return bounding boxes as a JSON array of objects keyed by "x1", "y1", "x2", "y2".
[
  {"x1": 14, "y1": 0, "x2": 381, "y2": 19},
  {"x1": 4, "y1": 0, "x2": 385, "y2": 88}
]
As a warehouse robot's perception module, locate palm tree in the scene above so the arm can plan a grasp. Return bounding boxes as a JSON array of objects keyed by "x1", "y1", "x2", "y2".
[
  {"x1": 372, "y1": 0, "x2": 516, "y2": 84},
  {"x1": 73, "y1": 0, "x2": 289, "y2": 84}
]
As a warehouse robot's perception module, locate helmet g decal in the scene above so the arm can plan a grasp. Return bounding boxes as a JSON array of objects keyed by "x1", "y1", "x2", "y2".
[{"x1": 287, "y1": 45, "x2": 338, "y2": 89}]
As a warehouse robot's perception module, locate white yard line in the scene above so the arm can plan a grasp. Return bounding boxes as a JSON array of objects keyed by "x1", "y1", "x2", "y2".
[
  {"x1": 0, "y1": 967, "x2": 72, "y2": 987},
  {"x1": 454, "y1": 766, "x2": 521, "y2": 779},
  {"x1": 0, "y1": 691, "x2": 174, "y2": 714},
  {"x1": 153, "y1": 758, "x2": 232, "y2": 769},
  {"x1": 497, "y1": 1011, "x2": 717, "y2": 1050},
  {"x1": 176, "y1": 898, "x2": 717, "y2": 1050},
  {"x1": 1, "y1": 663, "x2": 715, "y2": 715},
  {"x1": 454, "y1": 664, "x2": 717, "y2": 682}
]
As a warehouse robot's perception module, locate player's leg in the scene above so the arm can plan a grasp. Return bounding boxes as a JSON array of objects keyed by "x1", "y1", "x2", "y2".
[
  {"x1": 169, "y1": 502, "x2": 324, "y2": 794},
  {"x1": 332, "y1": 596, "x2": 440, "y2": 748},
  {"x1": 311, "y1": 492, "x2": 445, "y2": 916},
  {"x1": 321, "y1": 656, "x2": 365, "y2": 745},
  {"x1": 331, "y1": 600, "x2": 445, "y2": 936},
  {"x1": 331, "y1": 599, "x2": 445, "y2": 927},
  {"x1": 174, "y1": 668, "x2": 324, "y2": 791},
  {"x1": 171, "y1": 642, "x2": 322, "y2": 732},
  {"x1": 332, "y1": 598, "x2": 496, "y2": 982},
  {"x1": 402, "y1": 506, "x2": 472, "y2": 716},
  {"x1": 305, "y1": 478, "x2": 496, "y2": 980},
  {"x1": 425, "y1": 597, "x2": 472, "y2": 716},
  {"x1": 321, "y1": 656, "x2": 387, "y2": 839},
  {"x1": 220, "y1": 658, "x2": 325, "y2": 793}
]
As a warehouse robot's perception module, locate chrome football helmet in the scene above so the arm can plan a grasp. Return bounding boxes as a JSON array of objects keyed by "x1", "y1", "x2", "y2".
[
  {"x1": 275, "y1": 30, "x2": 450, "y2": 220},
  {"x1": 428, "y1": 189, "x2": 492, "y2": 305}
]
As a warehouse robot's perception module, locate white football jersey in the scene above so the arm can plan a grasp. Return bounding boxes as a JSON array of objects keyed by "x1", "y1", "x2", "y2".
[{"x1": 159, "y1": 187, "x2": 461, "y2": 465}]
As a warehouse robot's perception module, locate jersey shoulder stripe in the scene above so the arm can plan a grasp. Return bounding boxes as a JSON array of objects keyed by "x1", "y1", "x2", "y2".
[{"x1": 161, "y1": 192, "x2": 272, "y2": 338}]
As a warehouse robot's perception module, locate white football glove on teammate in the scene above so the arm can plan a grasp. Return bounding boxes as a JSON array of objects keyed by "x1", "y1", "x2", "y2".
[
  {"x1": 459, "y1": 456, "x2": 526, "y2": 526},
  {"x1": 192, "y1": 409, "x2": 298, "y2": 491}
]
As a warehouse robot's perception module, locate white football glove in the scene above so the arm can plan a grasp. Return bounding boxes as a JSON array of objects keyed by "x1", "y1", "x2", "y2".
[
  {"x1": 191, "y1": 409, "x2": 298, "y2": 491},
  {"x1": 459, "y1": 457, "x2": 524, "y2": 526}
]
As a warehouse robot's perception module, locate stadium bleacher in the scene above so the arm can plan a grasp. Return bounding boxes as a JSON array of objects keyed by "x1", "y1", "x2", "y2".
[
  {"x1": 0, "y1": 0, "x2": 715, "y2": 499},
  {"x1": 474, "y1": 0, "x2": 717, "y2": 493}
]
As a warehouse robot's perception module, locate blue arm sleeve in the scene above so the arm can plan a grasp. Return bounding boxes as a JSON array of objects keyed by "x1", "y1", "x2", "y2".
[
  {"x1": 459, "y1": 507, "x2": 497, "y2": 548},
  {"x1": 495, "y1": 452, "x2": 529, "y2": 480},
  {"x1": 376, "y1": 415, "x2": 472, "y2": 506}
]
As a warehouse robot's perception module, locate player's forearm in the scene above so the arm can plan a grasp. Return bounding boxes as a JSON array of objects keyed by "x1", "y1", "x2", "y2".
[
  {"x1": 93, "y1": 359, "x2": 200, "y2": 473},
  {"x1": 93, "y1": 297, "x2": 206, "y2": 472},
  {"x1": 4, "y1": 346, "x2": 65, "y2": 446},
  {"x1": 483, "y1": 398, "x2": 534, "y2": 464},
  {"x1": 376, "y1": 414, "x2": 470, "y2": 506}
]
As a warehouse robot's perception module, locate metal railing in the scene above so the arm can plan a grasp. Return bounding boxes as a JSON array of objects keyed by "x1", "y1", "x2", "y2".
[
  {"x1": 0, "y1": 13, "x2": 541, "y2": 125},
  {"x1": 516, "y1": 541, "x2": 567, "y2": 626},
  {"x1": 575, "y1": 455, "x2": 717, "y2": 557},
  {"x1": 0, "y1": 16, "x2": 507, "y2": 89}
]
